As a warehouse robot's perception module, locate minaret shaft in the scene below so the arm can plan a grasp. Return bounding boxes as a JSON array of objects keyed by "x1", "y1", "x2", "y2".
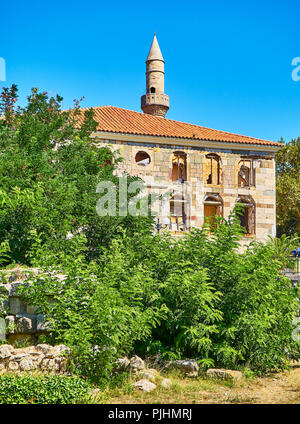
[{"x1": 141, "y1": 35, "x2": 169, "y2": 118}]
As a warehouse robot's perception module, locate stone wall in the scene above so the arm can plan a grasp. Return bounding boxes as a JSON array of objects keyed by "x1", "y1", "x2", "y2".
[
  {"x1": 0, "y1": 343, "x2": 69, "y2": 373},
  {"x1": 95, "y1": 138, "x2": 276, "y2": 243},
  {"x1": 0, "y1": 267, "x2": 48, "y2": 345}
]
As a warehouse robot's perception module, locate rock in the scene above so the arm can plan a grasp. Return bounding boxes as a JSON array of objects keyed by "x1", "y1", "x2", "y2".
[
  {"x1": 52, "y1": 344, "x2": 70, "y2": 356},
  {"x1": 0, "y1": 344, "x2": 14, "y2": 359},
  {"x1": 16, "y1": 316, "x2": 36, "y2": 333},
  {"x1": 9, "y1": 282, "x2": 25, "y2": 296},
  {"x1": 10, "y1": 353, "x2": 27, "y2": 361},
  {"x1": 9, "y1": 297, "x2": 26, "y2": 315},
  {"x1": 27, "y1": 351, "x2": 42, "y2": 357},
  {"x1": 145, "y1": 354, "x2": 162, "y2": 369},
  {"x1": 138, "y1": 368, "x2": 159, "y2": 382},
  {"x1": 186, "y1": 371, "x2": 199, "y2": 378},
  {"x1": 116, "y1": 357, "x2": 130, "y2": 371},
  {"x1": 26, "y1": 304, "x2": 37, "y2": 315},
  {"x1": 36, "y1": 344, "x2": 52, "y2": 354},
  {"x1": 19, "y1": 358, "x2": 36, "y2": 371},
  {"x1": 40, "y1": 358, "x2": 58, "y2": 372},
  {"x1": 0, "y1": 344, "x2": 14, "y2": 353},
  {"x1": 8, "y1": 269, "x2": 26, "y2": 283},
  {"x1": 55, "y1": 356, "x2": 68, "y2": 372},
  {"x1": 206, "y1": 368, "x2": 243, "y2": 381},
  {"x1": 0, "y1": 318, "x2": 4, "y2": 341},
  {"x1": 35, "y1": 354, "x2": 45, "y2": 366},
  {"x1": 133, "y1": 379, "x2": 157, "y2": 392},
  {"x1": 0, "y1": 299, "x2": 9, "y2": 314},
  {"x1": 161, "y1": 378, "x2": 172, "y2": 389},
  {"x1": 5, "y1": 315, "x2": 16, "y2": 333},
  {"x1": 166, "y1": 360, "x2": 199, "y2": 375},
  {"x1": 36, "y1": 314, "x2": 51, "y2": 332},
  {"x1": 130, "y1": 355, "x2": 145, "y2": 372},
  {"x1": 46, "y1": 345, "x2": 69, "y2": 359},
  {"x1": 7, "y1": 268, "x2": 39, "y2": 283},
  {"x1": 8, "y1": 361, "x2": 19, "y2": 371},
  {"x1": 0, "y1": 363, "x2": 5, "y2": 371},
  {"x1": 55, "y1": 357, "x2": 66, "y2": 364}
]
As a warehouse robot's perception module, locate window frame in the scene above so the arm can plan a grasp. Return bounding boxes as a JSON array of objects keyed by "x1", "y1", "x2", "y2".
[
  {"x1": 238, "y1": 158, "x2": 256, "y2": 187},
  {"x1": 205, "y1": 153, "x2": 222, "y2": 185},
  {"x1": 172, "y1": 151, "x2": 187, "y2": 183},
  {"x1": 236, "y1": 195, "x2": 256, "y2": 235}
]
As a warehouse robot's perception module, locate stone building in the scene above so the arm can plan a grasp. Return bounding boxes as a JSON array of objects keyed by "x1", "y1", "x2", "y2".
[{"x1": 82, "y1": 34, "x2": 282, "y2": 243}]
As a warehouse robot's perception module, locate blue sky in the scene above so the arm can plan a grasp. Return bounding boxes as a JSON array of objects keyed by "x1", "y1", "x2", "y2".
[{"x1": 1, "y1": 0, "x2": 300, "y2": 142}]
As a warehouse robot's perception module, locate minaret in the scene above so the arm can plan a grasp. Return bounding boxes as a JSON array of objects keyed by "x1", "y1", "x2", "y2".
[{"x1": 141, "y1": 34, "x2": 169, "y2": 118}]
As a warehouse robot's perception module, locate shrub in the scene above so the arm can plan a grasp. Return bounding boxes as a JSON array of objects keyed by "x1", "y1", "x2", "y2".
[
  {"x1": 19, "y1": 234, "x2": 165, "y2": 385},
  {"x1": 0, "y1": 374, "x2": 91, "y2": 404},
  {"x1": 133, "y1": 213, "x2": 300, "y2": 371},
  {"x1": 20, "y1": 214, "x2": 300, "y2": 375}
]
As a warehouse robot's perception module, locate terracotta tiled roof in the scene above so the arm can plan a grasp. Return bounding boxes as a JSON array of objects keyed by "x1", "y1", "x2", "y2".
[{"x1": 78, "y1": 106, "x2": 281, "y2": 147}]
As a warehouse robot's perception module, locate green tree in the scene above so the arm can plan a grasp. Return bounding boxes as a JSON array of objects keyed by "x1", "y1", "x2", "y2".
[
  {"x1": 0, "y1": 85, "x2": 153, "y2": 264},
  {"x1": 276, "y1": 137, "x2": 300, "y2": 236}
]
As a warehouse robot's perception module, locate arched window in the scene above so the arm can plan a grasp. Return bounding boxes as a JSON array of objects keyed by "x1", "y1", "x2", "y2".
[
  {"x1": 172, "y1": 151, "x2": 187, "y2": 183},
  {"x1": 169, "y1": 193, "x2": 189, "y2": 231},
  {"x1": 238, "y1": 159, "x2": 255, "y2": 187},
  {"x1": 135, "y1": 151, "x2": 151, "y2": 166},
  {"x1": 236, "y1": 196, "x2": 255, "y2": 235},
  {"x1": 204, "y1": 153, "x2": 221, "y2": 185},
  {"x1": 150, "y1": 87, "x2": 156, "y2": 93}
]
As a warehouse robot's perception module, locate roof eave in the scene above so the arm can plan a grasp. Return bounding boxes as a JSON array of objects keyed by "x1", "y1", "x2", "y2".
[{"x1": 91, "y1": 130, "x2": 283, "y2": 153}]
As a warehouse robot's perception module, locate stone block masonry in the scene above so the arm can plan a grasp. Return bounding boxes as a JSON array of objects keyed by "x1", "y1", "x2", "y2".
[
  {"x1": 0, "y1": 267, "x2": 49, "y2": 346},
  {"x1": 0, "y1": 343, "x2": 69, "y2": 373},
  {"x1": 97, "y1": 138, "x2": 277, "y2": 243}
]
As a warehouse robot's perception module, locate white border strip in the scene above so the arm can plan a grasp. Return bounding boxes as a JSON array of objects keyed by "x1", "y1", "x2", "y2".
[{"x1": 91, "y1": 131, "x2": 282, "y2": 153}]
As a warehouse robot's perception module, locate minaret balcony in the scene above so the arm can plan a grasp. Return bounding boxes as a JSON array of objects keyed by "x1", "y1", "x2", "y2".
[{"x1": 141, "y1": 93, "x2": 170, "y2": 108}]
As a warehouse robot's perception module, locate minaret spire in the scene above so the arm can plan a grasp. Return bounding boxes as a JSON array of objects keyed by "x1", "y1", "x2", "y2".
[
  {"x1": 141, "y1": 34, "x2": 169, "y2": 117},
  {"x1": 146, "y1": 33, "x2": 164, "y2": 62}
]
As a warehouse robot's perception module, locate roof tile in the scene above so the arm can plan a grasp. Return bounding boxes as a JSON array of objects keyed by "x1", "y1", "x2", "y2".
[{"x1": 77, "y1": 106, "x2": 282, "y2": 147}]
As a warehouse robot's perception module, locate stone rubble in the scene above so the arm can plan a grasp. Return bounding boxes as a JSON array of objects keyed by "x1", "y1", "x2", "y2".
[
  {"x1": 115, "y1": 356, "x2": 130, "y2": 371},
  {"x1": 0, "y1": 344, "x2": 70, "y2": 373},
  {"x1": 163, "y1": 359, "x2": 199, "y2": 376},
  {"x1": 133, "y1": 378, "x2": 157, "y2": 393},
  {"x1": 161, "y1": 378, "x2": 172, "y2": 389},
  {"x1": 138, "y1": 368, "x2": 159, "y2": 382},
  {"x1": 206, "y1": 368, "x2": 243, "y2": 381},
  {"x1": 129, "y1": 355, "x2": 145, "y2": 372},
  {"x1": 0, "y1": 343, "x2": 245, "y2": 394}
]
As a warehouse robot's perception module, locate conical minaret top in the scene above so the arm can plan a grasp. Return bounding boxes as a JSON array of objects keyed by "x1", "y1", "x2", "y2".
[
  {"x1": 141, "y1": 34, "x2": 169, "y2": 117},
  {"x1": 146, "y1": 33, "x2": 164, "y2": 61}
]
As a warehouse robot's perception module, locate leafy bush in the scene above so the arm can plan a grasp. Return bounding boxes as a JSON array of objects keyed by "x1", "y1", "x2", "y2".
[
  {"x1": 20, "y1": 213, "x2": 300, "y2": 375},
  {"x1": 0, "y1": 374, "x2": 91, "y2": 404},
  {"x1": 0, "y1": 85, "x2": 153, "y2": 265},
  {"x1": 116, "y1": 213, "x2": 300, "y2": 372},
  {"x1": 174, "y1": 215, "x2": 300, "y2": 371},
  {"x1": 19, "y1": 234, "x2": 165, "y2": 385}
]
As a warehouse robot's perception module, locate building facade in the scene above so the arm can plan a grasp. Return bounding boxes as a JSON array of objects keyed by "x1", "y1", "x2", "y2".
[{"x1": 84, "y1": 35, "x2": 282, "y2": 243}]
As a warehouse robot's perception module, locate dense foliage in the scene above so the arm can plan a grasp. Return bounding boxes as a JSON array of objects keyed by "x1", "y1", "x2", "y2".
[
  {"x1": 0, "y1": 374, "x2": 90, "y2": 404},
  {"x1": 20, "y1": 215, "x2": 300, "y2": 381},
  {"x1": 276, "y1": 137, "x2": 300, "y2": 236},
  {"x1": 0, "y1": 85, "x2": 153, "y2": 264}
]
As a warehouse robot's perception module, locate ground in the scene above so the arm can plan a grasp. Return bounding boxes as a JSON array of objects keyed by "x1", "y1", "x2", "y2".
[{"x1": 96, "y1": 362, "x2": 300, "y2": 404}]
